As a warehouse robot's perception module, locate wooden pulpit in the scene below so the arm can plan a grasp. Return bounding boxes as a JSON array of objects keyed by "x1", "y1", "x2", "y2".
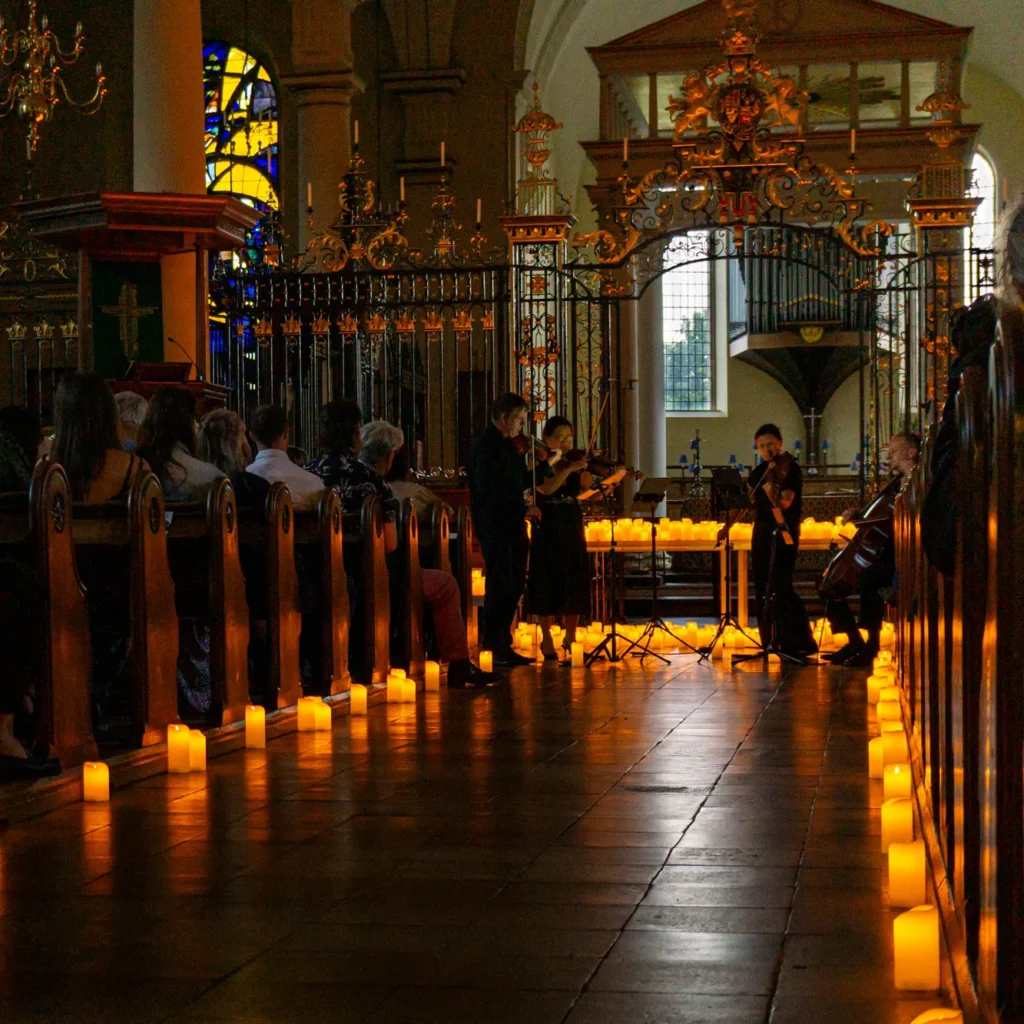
[
  {"x1": 16, "y1": 191, "x2": 260, "y2": 382},
  {"x1": 109, "y1": 361, "x2": 232, "y2": 415}
]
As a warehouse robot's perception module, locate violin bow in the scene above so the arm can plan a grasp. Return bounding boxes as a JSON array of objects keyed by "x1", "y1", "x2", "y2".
[{"x1": 583, "y1": 392, "x2": 610, "y2": 460}]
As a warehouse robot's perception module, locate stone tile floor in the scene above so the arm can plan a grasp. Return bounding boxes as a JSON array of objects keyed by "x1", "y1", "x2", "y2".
[{"x1": 0, "y1": 657, "x2": 959, "y2": 1022}]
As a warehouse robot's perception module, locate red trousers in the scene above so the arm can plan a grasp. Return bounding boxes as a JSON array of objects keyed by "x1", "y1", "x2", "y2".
[{"x1": 422, "y1": 568, "x2": 469, "y2": 663}]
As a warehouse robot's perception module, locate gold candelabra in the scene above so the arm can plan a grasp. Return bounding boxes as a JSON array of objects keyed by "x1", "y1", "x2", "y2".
[{"x1": 0, "y1": 0, "x2": 106, "y2": 162}]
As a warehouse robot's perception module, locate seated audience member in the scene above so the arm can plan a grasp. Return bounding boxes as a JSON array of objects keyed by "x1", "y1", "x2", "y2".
[
  {"x1": 137, "y1": 388, "x2": 225, "y2": 503},
  {"x1": 384, "y1": 441, "x2": 453, "y2": 523},
  {"x1": 113, "y1": 391, "x2": 148, "y2": 452},
  {"x1": 246, "y1": 404, "x2": 324, "y2": 511},
  {"x1": 0, "y1": 405, "x2": 41, "y2": 493},
  {"x1": 317, "y1": 407, "x2": 495, "y2": 687},
  {"x1": 53, "y1": 372, "x2": 148, "y2": 503},
  {"x1": 198, "y1": 408, "x2": 270, "y2": 507}
]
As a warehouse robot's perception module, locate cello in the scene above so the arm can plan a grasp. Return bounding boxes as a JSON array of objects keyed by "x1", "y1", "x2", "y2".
[{"x1": 818, "y1": 475, "x2": 903, "y2": 600}]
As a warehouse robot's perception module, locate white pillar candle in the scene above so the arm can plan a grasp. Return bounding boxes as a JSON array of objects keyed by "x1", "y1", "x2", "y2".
[
  {"x1": 882, "y1": 797, "x2": 915, "y2": 851},
  {"x1": 889, "y1": 840, "x2": 927, "y2": 907},
  {"x1": 402, "y1": 678, "x2": 416, "y2": 703},
  {"x1": 884, "y1": 763, "x2": 913, "y2": 800},
  {"x1": 894, "y1": 905, "x2": 940, "y2": 991},
  {"x1": 350, "y1": 683, "x2": 368, "y2": 714},
  {"x1": 479, "y1": 650, "x2": 493, "y2": 673},
  {"x1": 571, "y1": 642, "x2": 584, "y2": 667},
  {"x1": 883, "y1": 727, "x2": 910, "y2": 765},
  {"x1": 877, "y1": 699, "x2": 902, "y2": 722},
  {"x1": 245, "y1": 705, "x2": 266, "y2": 749},
  {"x1": 189, "y1": 729, "x2": 206, "y2": 771},
  {"x1": 425, "y1": 661, "x2": 440, "y2": 691},
  {"x1": 313, "y1": 701, "x2": 332, "y2": 731},
  {"x1": 868, "y1": 737, "x2": 885, "y2": 779},
  {"x1": 879, "y1": 685, "x2": 901, "y2": 704},
  {"x1": 298, "y1": 696, "x2": 321, "y2": 732},
  {"x1": 167, "y1": 723, "x2": 191, "y2": 773},
  {"x1": 82, "y1": 761, "x2": 109, "y2": 802},
  {"x1": 387, "y1": 673, "x2": 404, "y2": 703},
  {"x1": 866, "y1": 674, "x2": 885, "y2": 703}
]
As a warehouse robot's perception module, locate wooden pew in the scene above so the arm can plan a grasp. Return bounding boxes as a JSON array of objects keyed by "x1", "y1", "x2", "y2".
[
  {"x1": 342, "y1": 495, "x2": 389, "y2": 686},
  {"x1": 419, "y1": 502, "x2": 452, "y2": 575},
  {"x1": 164, "y1": 478, "x2": 251, "y2": 725},
  {"x1": 293, "y1": 489, "x2": 351, "y2": 696},
  {"x1": 0, "y1": 463, "x2": 96, "y2": 767},
  {"x1": 391, "y1": 498, "x2": 425, "y2": 680},
  {"x1": 239, "y1": 482, "x2": 303, "y2": 710},
  {"x1": 451, "y1": 505, "x2": 477, "y2": 650},
  {"x1": 72, "y1": 470, "x2": 179, "y2": 748}
]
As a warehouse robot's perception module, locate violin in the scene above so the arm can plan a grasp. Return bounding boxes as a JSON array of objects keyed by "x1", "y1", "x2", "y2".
[{"x1": 750, "y1": 451, "x2": 796, "y2": 545}]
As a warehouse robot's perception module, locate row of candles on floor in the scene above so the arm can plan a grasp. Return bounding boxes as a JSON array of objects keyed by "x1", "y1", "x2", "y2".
[
  {"x1": 866, "y1": 650, "x2": 962, "y2": 1021},
  {"x1": 583, "y1": 517, "x2": 859, "y2": 546}
]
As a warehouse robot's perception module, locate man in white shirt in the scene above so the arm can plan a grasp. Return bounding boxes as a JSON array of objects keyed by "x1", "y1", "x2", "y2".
[{"x1": 245, "y1": 404, "x2": 324, "y2": 511}]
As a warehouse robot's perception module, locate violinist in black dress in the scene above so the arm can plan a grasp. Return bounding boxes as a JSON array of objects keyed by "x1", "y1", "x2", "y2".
[{"x1": 526, "y1": 416, "x2": 593, "y2": 660}]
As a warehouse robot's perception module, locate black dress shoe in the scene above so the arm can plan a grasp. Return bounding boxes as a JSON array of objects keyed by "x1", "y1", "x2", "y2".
[
  {"x1": 493, "y1": 649, "x2": 532, "y2": 668},
  {"x1": 0, "y1": 754, "x2": 62, "y2": 781},
  {"x1": 823, "y1": 643, "x2": 855, "y2": 663},
  {"x1": 840, "y1": 649, "x2": 878, "y2": 668},
  {"x1": 449, "y1": 661, "x2": 501, "y2": 687}
]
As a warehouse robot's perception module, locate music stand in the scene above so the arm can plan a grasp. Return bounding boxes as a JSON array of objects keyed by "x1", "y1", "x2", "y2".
[
  {"x1": 585, "y1": 517, "x2": 626, "y2": 666},
  {"x1": 699, "y1": 467, "x2": 761, "y2": 663},
  {"x1": 618, "y1": 489, "x2": 700, "y2": 665}
]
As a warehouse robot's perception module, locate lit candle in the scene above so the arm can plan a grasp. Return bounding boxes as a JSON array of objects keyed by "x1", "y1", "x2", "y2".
[
  {"x1": 82, "y1": 761, "x2": 109, "y2": 802},
  {"x1": 622, "y1": 136, "x2": 628, "y2": 163},
  {"x1": 387, "y1": 673, "x2": 404, "y2": 703},
  {"x1": 245, "y1": 705, "x2": 266, "y2": 748},
  {"x1": 876, "y1": 650, "x2": 894, "y2": 668},
  {"x1": 850, "y1": 128, "x2": 856, "y2": 156},
  {"x1": 869, "y1": 736, "x2": 885, "y2": 779},
  {"x1": 307, "y1": 181, "x2": 313, "y2": 210},
  {"x1": 883, "y1": 727, "x2": 910, "y2": 766},
  {"x1": 189, "y1": 729, "x2": 206, "y2": 771},
  {"x1": 476, "y1": 198, "x2": 482, "y2": 225},
  {"x1": 167, "y1": 723, "x2": 191, "y2": 773},
  {"x1": 575, "y1": 627, "x2": 586, "y2": 643},
  {"x1": 354, "y1": 119, "x2": 359, "y2": 146},
  {"x1": 889, "y1": 840, "x2": 927, "y2": 907},
  {"x1": 298, "y1": 695, "x2": 321, "y2": 732},
  {"x1": 877, "y1": 699, "x2": 901, "y2": 723},
  {"x1": 313, "y1": 701, "x2": 332, "y2": 730},
  {"x1": 350, "y1": 683, "x2": 368, "y2": 714},
  {"x1": 909, "y1": 1010, "x2": 963, "y2": 1023},
  {"x1": 425, "y1": 661, "x2": 440, "y2": 692},
  {"x1": 882, "y1": 797, "x2": 915, "y2": 851},
  {"x1": 884, "y1": 763, "x2": 913, "y2": 800},
  {"x1": 880, "y1": 685, "x2": 901, "y2": 704},
  {"x1": 894, "y1": 905, "x2": 940, "y2": 991},
  {"x1": 472, "y1": 576, "x2": 485, "y2": 597},
  {"x1": 400, "y1": 176, "x2": 406, "y2": 202},
  {"x1": 441, "y1": 140, "x2": 445, "y2": 167},
  {"x1": 866, "y1": 674, "x2": 886, "y2": 703},
  {"x1": 571, "y1": 641, "x2": 584, "y2": 667},
  {"x1": 479, "y1": 650, "x2": 493, "y2": 673},
  {"x1": 401, "y1": 678, "x2": 416, "y2": 703}
]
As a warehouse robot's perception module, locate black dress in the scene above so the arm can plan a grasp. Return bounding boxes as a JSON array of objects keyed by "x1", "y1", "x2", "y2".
[{"x1": 526, "y1": 462, "x2": 590, "y2": 618}]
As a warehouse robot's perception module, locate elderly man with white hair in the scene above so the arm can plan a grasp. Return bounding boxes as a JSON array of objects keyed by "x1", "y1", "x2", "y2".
[
  {"x1": 313, "y1": 410, "x2": 496, "y2": 688},
  {"x1": 113, "y1": 390, "x2": 148, "y2": 452}
]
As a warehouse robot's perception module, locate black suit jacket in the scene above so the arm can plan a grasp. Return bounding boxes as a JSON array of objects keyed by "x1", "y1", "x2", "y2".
[{"x1": 467, "y1": 423, "x2": 531, "y2": 544}]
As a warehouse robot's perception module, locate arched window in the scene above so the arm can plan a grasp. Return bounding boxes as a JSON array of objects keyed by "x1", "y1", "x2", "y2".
[
  {"x1": 971, "y1": 150, "x2": 996, "y2": 251},
  {"x1": 203, "y1": 43, "x2": 279, "y2": 212}
]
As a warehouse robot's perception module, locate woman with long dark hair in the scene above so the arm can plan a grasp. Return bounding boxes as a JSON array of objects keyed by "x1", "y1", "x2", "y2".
[
  {"x1": 137, "y1": 387, "x2": 224, "y2": 502},
  {"x1": 53, "y1": 372, "x2": 147, "y2": 503}
]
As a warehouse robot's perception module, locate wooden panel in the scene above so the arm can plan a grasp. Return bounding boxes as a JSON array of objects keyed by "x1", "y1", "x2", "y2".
[
  {"x1": 393, "y1": 499, "x2": 425, "y2": 680},
  {"x1": 362, "y1": 496, "x2": 390, "y2": 686},
  {"x1": 29, "y1": 463, "x2": 96, "y2": 767},
  {"x1": 318, "y1": 489, "x2": 351, "y2": 695},
  {"x1": 266, "y1": 482, "x2": 302, "y2": 709},
  {"x1": 127, "y1": 472, "x2": 180, "y2": 746},
  {"x1": 452, "y1": 506, "x2": 477, "y2": 650},
  {"x1": 420, "y1": 503, "x2": 452, "y2": 575}
]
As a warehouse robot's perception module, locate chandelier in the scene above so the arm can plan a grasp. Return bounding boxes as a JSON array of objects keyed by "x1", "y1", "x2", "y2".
[
  {"x1": 576, "y1": 0, "x2": 890, "y2": 263},
  {"x1": 0, "y1": 0, "x2": 106, "y2": 162}
]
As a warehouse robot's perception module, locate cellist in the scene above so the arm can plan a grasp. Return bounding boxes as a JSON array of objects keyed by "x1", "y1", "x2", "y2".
[{"x1": 823, "y1": 432, "x2": 919, "y2": 666}]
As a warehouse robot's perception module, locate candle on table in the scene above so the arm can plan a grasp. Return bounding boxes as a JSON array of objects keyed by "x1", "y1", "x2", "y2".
[
  {"x1": 425, "y1": 661, "x2": 440, "y2": 691},
  {"x1": 882, "y1": 797, "x2": 915, "y2": 851},
  {"x1": 350, "y1": 683, "x2": 368, "y2": 714},
  {"x1": 306, "y1": 181, "x2": 312, "y2": 209},
  {"x1": 387, "y1": 673, "x2": 404, "y2": 703},
  {"x1": 889, "y1": 840, "x2": 927, "y2": 907},
  {"x1": 571, "y1": 642, "x2": 584, "y2": 667},
  {"x1": 298, "y1": 696, "x2": 321, "y2": 732},
  {"x1": 82, "y1": 761, "x2": 109, "y2": 802},
  {"x1": 868, "y1": 736, "x2": 885, "y2": 779},
  {"x1": 313, "y1": 701, "x2": 331, "y2": 731},
  {"x1": 894, "y1": 905, "x2": 940, "y2": 991},
  {"x1": 245, "y1": 705, "x2": 266, "y2": 748},
  {"x1": 167, "y1": 723, "x2": 191, "y2": 773},
  {"x1": 189, "y1": 729, "x2": 206, "y2": 771},
  {"x1": 877, "y1": 699, "x2": 901, "y2": 722},
  {"x1": 401, "y1": 678, "x2": 416, "y2": 703},
  {"x1": 479, "y1": 650, "x2": 493, "y2": 673},
  {"x1": 884, "y1": 763, "x2": 913, "y2": 800}
]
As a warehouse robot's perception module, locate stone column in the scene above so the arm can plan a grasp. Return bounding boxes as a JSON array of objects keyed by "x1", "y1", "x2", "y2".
[
  {"x1": 284, "y1": 0, "x2": 362, "y2": 251},
  {"x1": 133, "y1": 0, "x2": 205, "y2": 372},
  {"x1": 635, "y1": 276, "x2": 667, "y2": 482}
]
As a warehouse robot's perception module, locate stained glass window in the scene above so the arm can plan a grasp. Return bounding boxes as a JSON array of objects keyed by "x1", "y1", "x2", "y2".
[{"x1": 203, "y1": 43, "x2": 279, "y2": 212}]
